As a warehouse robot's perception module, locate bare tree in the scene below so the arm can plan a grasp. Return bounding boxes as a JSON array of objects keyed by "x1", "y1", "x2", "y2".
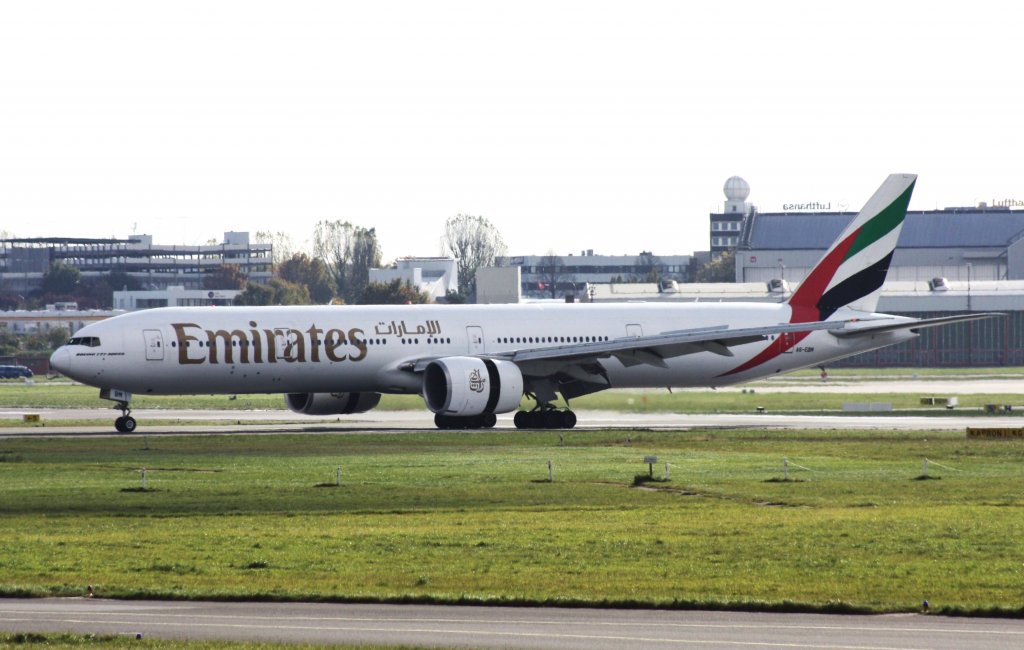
[
  {"x1": 255, "y1": 230, "x2": 298, "y2": 267},
  {"x1": 538, "y1": 251, "x2": 567, "y2": 299},
  {"x1": 632, "y1": 251, "x2": 663, "y2": 283},
  {"x1": 312, "y1": 221, "x2": 382, "y2": 304},
  {"x1": 440, "y1": 214, "x2": 507, "y2": 302}
]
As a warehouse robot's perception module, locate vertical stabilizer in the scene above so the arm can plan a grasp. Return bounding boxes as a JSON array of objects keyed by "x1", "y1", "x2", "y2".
[{"x1": 788, "y1": 173, "x2": 916, "y2": 319}]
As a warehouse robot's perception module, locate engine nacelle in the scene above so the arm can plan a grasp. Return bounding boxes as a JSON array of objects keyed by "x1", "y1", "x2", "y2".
[
  {"x1": 285, "y1": 392, "x2": 382, "y2": 415},
  {"x1": 422, "y1": 356, "x2": 523, "y2": 416}
]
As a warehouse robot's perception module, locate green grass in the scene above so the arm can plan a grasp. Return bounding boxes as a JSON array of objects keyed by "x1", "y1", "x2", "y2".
[
  {"x1": 0, "y1": 634, "x2": 429, "y2": 650},
  {"x1": 1, "y1": 429, "x2": 1022, "y2": 616}
]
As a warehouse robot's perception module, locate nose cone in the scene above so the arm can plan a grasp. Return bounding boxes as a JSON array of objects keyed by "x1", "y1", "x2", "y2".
[{"x1": 49, "y1": 347, "x2": 71, "y2": 376}]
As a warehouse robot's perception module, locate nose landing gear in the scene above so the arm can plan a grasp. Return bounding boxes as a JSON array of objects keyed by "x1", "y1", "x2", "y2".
[
  {"x1": 114, "y1": 409, "x2": 137, "y2": 433},
  {"x1": 99, "y1": 388, "x2": 137, "y2": 433}
]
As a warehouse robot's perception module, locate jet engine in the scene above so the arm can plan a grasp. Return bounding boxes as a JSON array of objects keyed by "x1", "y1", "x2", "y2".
[
  {"x1": 422, "y1": 356, "x2": 523, "y2": 416},
  {"x1": 285, "y1": 392, "x2": 382, "y2": 415}
]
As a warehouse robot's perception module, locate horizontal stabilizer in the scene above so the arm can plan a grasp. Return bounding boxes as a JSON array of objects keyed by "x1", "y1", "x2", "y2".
[{"x1": 829, "y1": 313, "x2": 1003, "y2": 338}]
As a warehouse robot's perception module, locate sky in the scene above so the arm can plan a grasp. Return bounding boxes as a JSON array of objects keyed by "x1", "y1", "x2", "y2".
[{"x1": 1, "y1": 1, "x2": 1021, "y2": 262}]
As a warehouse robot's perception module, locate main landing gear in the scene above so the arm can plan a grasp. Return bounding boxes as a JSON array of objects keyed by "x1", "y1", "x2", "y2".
[
  {"x1": 513, "y1": 406, "x2": 577, "y2": 430},
  {"x1": 434, "y1": 413, "x2": 498, "y2": 429}
]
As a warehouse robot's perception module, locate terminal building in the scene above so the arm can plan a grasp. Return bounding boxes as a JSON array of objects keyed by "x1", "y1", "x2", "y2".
[
  {"x1": 710, "y1": 176, "x2": 1024, "y2": 284},
  {"x1": 702, "y1": 177, "x2": 1024, "y2": 366},
  {"x1": 499, "y1": 252, "x2": 694, "y2": 299},
  {"x1": 0, "y1": 231, "x2": 272, "y2": 293}
]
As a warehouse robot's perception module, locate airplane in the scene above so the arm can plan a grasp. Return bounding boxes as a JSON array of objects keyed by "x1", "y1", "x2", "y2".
[{"x1": 49, "y1": 174, "x2": 998, "y2": 433}]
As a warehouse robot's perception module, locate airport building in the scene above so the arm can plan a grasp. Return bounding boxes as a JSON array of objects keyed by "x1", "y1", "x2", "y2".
[
  {"x1": 709, "y1": 176, "x2": 1024, "y2": 284},
  {"x1": 0, "y1": 231, "x2": 273, "y2": 293},
  {"x1": 499, "y1": 252, "x2": 694, "y2": 299},
  {"x1": 368, "y1": 257, "x2": 458, "y2": 302},
  {"x1": 704, "y1": 175, "x2": 1024, "y2": 366},
  {"x1": 112, "y1": 287, "x2": 243, "y2": 310}
]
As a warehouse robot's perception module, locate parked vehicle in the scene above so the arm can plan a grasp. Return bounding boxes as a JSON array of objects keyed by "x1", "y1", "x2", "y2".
[{"x1": 0, "y1": 365, "x2": 33, "y2": 379}]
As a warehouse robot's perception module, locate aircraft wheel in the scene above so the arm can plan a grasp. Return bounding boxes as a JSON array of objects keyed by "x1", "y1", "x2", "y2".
[
  {"x1": 434, "y1": 413, "x2": 448, "y2": 429},
  {"x1": 122, "y1": 416, "x2": 137, "y2": 432},
  {"x1": 114, "y1": 416, "x2": 126, "y2": 433},
  {"x1": 513, "y1": 411, "x2": 529, "y2": 429},
  {"x1": 542, "y1": 410, "x2": 562, "y2": 429},
  {"x1": 481, "y1": 413, "x2": 497, "y2": 429},
  {"x1": 562, "y1": 410, "x2": 577, "y2": 429}
]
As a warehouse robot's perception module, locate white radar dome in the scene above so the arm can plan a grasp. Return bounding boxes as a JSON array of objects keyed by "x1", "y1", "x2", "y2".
[{"x1": 723, "y1": 176, "x2": 750, "y2": 201}]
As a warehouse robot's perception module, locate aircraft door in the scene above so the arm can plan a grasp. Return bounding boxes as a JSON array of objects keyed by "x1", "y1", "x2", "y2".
[
  {"x1": 626, "y1": 324, "x2": 643, "y2": 338},
  {"x1": 143, "y1": 329, "x2": 165, "y2": 361},
  {"x1": 466, "y1": 326, "x2": 485, "y2": 354}
]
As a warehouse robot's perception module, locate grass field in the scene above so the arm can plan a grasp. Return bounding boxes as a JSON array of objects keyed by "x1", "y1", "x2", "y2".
[
  {"x1": 1, "y1": 428, "x2": 1022, "y2": 617},
  {"x1": 0, "y1": 634, "x2": 417, "y2": 650}
]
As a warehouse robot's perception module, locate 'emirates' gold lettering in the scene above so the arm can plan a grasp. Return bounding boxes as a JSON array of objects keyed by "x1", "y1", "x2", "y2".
[{"x1": 172, "y1": 322, "x2": 369, "y2": 366}]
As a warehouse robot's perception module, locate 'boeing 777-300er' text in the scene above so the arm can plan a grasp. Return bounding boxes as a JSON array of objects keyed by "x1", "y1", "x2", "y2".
[{"x1": 50, "y1": 174, "x2": 998, "y2": 432}]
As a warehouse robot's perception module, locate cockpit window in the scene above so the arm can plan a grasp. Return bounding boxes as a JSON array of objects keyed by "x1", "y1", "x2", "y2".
[{"x1": 67, "y1": 336, "x2": 101, "y2": 347}]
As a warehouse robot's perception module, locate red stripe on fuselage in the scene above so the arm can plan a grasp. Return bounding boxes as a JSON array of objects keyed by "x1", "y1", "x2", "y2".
[{"x1": 718, "y1": 227, "x2": 860, "y2": 378}]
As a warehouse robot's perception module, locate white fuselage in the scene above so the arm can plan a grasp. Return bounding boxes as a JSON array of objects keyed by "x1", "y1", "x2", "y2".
[{"x1": 51, "y1": 302, "x2": 914, "y2": 398}]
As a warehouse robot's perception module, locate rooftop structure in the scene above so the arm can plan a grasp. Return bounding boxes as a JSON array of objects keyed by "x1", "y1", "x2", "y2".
[
  {"x1": 0, "y1": 232, "x2": 272, "y2": 293},
  {"x1": 710, "y1": 177, "x2": 1024, "y2": 284}
]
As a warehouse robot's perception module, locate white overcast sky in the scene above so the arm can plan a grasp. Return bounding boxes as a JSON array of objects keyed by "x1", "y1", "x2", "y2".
[{"x1": 1, "y1": 1, "x2": 1021, "y2": 261}]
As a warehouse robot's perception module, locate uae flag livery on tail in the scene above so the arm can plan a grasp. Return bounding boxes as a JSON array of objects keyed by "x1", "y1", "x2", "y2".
[
  {"x1": 787, "y1": 173, "x2": 917, "y2": 322},
  {"x1": 720, "y1": 174, "x2": 917, "y2": 378}
]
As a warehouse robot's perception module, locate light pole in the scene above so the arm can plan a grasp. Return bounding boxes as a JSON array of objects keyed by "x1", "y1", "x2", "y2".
[{"x1": 966, "y1": 262, "x2": 972, "y2": 311}]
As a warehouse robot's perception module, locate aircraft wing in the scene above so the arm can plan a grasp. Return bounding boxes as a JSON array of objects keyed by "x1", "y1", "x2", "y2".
[
  {"x1": 404, "y1": 318, "x2": 855, "y2": 375},
  {"x1": 499, "y1": 318, "x2": 860, "y2": 369}
]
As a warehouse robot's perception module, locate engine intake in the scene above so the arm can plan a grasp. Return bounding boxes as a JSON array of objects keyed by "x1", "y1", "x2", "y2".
[
  {"x1": 422, "y1": 356, "x2": 523, "y2": 416},
  {"x1": 285, "y1": 392, "x2": 382, "y2": 415}
]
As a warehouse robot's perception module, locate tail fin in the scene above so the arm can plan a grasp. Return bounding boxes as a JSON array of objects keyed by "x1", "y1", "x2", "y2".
[{"x1": 788, "y1": 173, "x2": 916, "y2": 319}]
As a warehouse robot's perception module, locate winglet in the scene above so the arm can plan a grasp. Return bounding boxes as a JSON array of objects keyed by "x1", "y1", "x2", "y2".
[{"x1": 788, "y1": 173, "x2": 917, "y2": 320}]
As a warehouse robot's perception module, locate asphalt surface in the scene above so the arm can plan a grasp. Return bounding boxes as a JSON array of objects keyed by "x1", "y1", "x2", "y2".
[
  {"x1": 1, "y1": 407, "x2": 1022, "y2": 437},
  {"x1": 3, "y1": 375, "x2": 1023, "y2": 437},
  {"x1": 2, "y1": 599, "x2": 1023, "y2": 650}
]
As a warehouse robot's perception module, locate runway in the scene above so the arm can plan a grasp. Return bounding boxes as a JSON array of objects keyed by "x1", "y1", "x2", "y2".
[
  {"x1": 2, "y1": 599, "x2": 1022, "y2": 650},
  {"x1": 3, "y1": 374, "x2": 1022, "y2": 437},
  {"x1": 1, "y1": 406, "x2": 1022, "y2": 437}
]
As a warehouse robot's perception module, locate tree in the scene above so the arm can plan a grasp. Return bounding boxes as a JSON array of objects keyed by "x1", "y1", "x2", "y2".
[
  {"x1": 440, "y1": 214, "x2": 507, "y2": 302},
  {"x1": 0, "y1": 293, "x2": 23, "y2": 311},
  {"x1": 204, "y1": 264, "x2": 248, "y2": 290},
  {"x1": 47, "y1": 326, "x2": 70, "y2": 350},
  {"x1": 695, "y1": 250, "x2": 736, "y2": 283},
  {"x1": 358, "y1": 279, "x2": 431, "y2": 305},
  {"x1": 233, "y1": 278, "x2": 311, "y2": 306},
  {"x1": 277, "y1": 253, "x2": 335, "y2": 303},
  {"x1": 349, "y1": 227, "x2": 382, "y2": 302},
  {"x1": 312, "y1": 221, "x2": 382, "y2": 304},
  {"x1": 442, "y1": 290, "x2": 467, "y2": 304},
  {"x1": 77, "y1": 272, "x2": 145, "y2": 309},
  {"x1": 538, "y1": 251, "x2": 567, "y2": 299},
  {"x1": 631, "y1": 251, "x2": 663, "y2": 283},
  {"x1": 41, "y1": 262, "x2": 81, "y2": 296},
  {"x1": 255, "y1": 230, "x2": 298, "y2": 266}
]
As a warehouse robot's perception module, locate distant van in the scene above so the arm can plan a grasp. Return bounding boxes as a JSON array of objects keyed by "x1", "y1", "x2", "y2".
[{"x1": 0, "y1": 365, "x2": 33, "y2": 379}]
